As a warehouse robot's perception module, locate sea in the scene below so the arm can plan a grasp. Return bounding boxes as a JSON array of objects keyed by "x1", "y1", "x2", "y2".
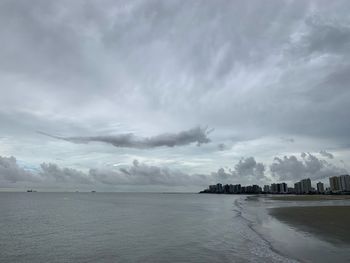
[{"x1": 0, "y1": 192, "x2": 349, "y2": 263}]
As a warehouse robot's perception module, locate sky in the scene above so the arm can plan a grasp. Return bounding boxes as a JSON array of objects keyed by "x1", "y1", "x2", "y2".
[{"x1": 1, "y1": 0, "x2": 350, "y2": 192}]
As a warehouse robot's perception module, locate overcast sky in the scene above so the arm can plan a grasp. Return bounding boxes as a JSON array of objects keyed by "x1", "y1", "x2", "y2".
[{"x1": 1, "y1": 0, "x2": 350, "y2": 191}]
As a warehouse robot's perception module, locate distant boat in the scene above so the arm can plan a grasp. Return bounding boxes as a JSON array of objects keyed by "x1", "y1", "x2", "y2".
[
  {"x1": 27, "y1": 190, "x2": 37, "y2": 192},
  {"x1": 91, "y1": 190, "x2": 96, "y2": 193}
]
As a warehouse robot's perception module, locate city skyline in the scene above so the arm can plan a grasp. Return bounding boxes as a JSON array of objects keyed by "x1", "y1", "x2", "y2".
[{"x1": 201, "y1": 174, "x2": 350, "y2": 195}]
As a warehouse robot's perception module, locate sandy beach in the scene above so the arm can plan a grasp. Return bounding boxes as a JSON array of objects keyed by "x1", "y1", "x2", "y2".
[
  {"x1": 269, "y1": 195, "x2": 350, "y2": 201},
  {"x1": 270, "y1": 206, "x2": 350, "y2": 244}
]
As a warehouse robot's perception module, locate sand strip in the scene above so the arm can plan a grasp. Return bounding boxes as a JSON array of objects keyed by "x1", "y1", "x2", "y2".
[
  {"x1": 270, "y1": 206, "x2": 350, "y2": 244},
  {"x1": 269, "y1": 195, "x2": 350, "y2": 201}
]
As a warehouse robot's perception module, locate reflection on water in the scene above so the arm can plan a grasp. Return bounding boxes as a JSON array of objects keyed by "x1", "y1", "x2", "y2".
[{"x1": 0, "y1": 193, "x2": 349, "y2": 262}]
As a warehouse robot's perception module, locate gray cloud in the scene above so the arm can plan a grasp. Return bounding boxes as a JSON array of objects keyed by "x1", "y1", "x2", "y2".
[
  {"x1": 39, "y1": 126, "x2": 211, "y2": 149},
  {"x1": 0, "y1": 156, "x2": 38, "y2": 183},
  {"x1": 5, "y1": 151, "x2": 347, "y2": 190},
  {"x1": 1, "y1": 1, "x2": 350, "y2": 191},
  {"x1": 302, "y1": 15, "x2": 350, "y2": 55},
  {"x1": 2, "y1": 1, "x2": 350, "y2": 143},
  {"x1": 280, "y1": 137, "x2": 295, "y2": 143},
  {"x1": 270, "y1": 153, "x2": 347, "y2": 181},
  {"x1": 40, "y1": 163, "x2": 93, "y2": 184},
  {"x1": 89, "y1": 160, "x2": 211, "y2": 186},
  {"x1": 0, "y1": 155, "x2": 212, "y2": 188},
  {"x1": 211, "y1": 167, "x2": 232, "y2": 181},
  {"x1": 210, "y1": 157, "x2": 267, "y2": 184},
  {"x1": 0, "y1": 154, "x2": 269, "y2": 188},
  {"x1": 319, "y1": 150, "x2": 334, "y2": 159},
  {"x1": 217, "y1": 143, "x2": 226, "y2": 151},
  {"x1": 233, "y1": 157, "x2": 266, "y2": 180}
]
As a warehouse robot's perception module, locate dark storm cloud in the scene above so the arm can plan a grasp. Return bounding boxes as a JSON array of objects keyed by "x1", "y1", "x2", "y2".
[
  {"x1": 319, "y1": 150, "x2": 334, "y2": 159},
  {"x1": 38, "y1": 127, "x2": 211, "y2": 149},
  {"x1": 270, "y1": 153, "x2": 347, "y2": 181}
]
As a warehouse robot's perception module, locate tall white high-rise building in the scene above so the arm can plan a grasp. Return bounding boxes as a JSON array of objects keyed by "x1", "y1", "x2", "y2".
[
  {"x1": 339, "y1": 175, "x2": 350, "y2": 191},
  {"x1": 301, "y1": 178, "x2": 312, "y2": 194},
  {"x1": 329, "y1": 175, "x2": 350, "y2": 192}
]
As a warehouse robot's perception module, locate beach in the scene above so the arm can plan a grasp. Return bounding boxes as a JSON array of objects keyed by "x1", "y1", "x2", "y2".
[
  {"x1": 269, "y1": 195, "x2": 350, "y2": 201},
  {"x1": 270, "y1": 205, "x2": 350, "y2": 244}
]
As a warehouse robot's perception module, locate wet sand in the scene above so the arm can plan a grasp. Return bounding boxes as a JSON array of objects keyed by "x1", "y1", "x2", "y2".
[
  {"x1": 270, "y1": 206, "x2": 350, "y2": 244},
  {"x1": 269, "y1": 195, "x2": 350, "y2": 201}
]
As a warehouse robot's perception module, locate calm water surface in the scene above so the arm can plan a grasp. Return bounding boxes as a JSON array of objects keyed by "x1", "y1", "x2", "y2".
[{"x1": 0, "y1": 193, "x2": 349, "y2": 262}]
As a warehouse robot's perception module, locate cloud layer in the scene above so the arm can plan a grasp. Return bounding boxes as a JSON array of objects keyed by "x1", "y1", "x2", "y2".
[
  {"x1": 1, "y1": 1, "x2": 350, "y2": 190},
  {"x1": 319, "y1": 150, "x2": 334, "y2": 159},
  {"x1": 0, "y1": 155, "x2": 268, "y2": 189},
  {"x1": 270, "y1": 153, "x2": 346, "y2": 181},
  {"x1": 0, "y1": 156, "x2": 38, "y2": 183},
  {"x1": 1, "y1": 152, "x2": 348, "y2": 190},
  {"x1": 38, "y1": 127, "x2": 211, "y2": 149}
]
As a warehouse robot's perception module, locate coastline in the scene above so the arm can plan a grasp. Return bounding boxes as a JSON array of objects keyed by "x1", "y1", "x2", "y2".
[{"x1": 269, "y1": 205, "x2": 350, "y2": 244}]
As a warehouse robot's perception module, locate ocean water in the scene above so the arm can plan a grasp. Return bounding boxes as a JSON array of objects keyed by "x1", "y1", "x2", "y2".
[{"x1": 0, "y1": 193, "x2": 349, "y2": 263}]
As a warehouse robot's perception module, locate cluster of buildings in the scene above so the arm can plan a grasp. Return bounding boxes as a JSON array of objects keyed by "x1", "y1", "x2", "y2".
[
  {"x1": 204, "y1": 183, "x2": 262, "y2": 194},
  {"x1": 200, "y1": 174, "x2": 350, "y2": 195}
]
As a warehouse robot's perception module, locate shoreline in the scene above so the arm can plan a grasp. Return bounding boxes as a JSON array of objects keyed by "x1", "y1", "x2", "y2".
[{"x1": 269, "y1": 205, "x2": 350, "y2": 244}]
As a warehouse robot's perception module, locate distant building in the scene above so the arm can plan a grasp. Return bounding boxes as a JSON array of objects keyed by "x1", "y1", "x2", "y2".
[
  {"x1": 233, "y1": 184, "x2": 241, "y2": 194},
  {"x1": 329, "y1": 176, "x2": 341, "y2": 192},
  {"x1": 294, "y1": 178, "x2": 312, "y2": 194},
  {"x1": 329, "y1": 175, "x2": 350, "y2": 192},
  {"x1": 279, "y1": 183, "x2": 288, "y2": 193},
  {"x1": 200, "y1": 173, "x2": 349, "y2": 195},
  {"x1": 209, "y1": 185, "x2": 217, "y2": 192},
  {"x1": 294, "y1": 182, "x2": 302, "y2": 194},
  {"x1": 229, "y1": 184, "x2": 234, "y2": 194},
  {"x1": 339, "y1": 175, "x2": 350, "y2": 191},
  {"x1": 269, "y1": 182, "x2": 287, "y2": 194},
  {"x1": 223, "y1": 184, "x2": 230, "y2": 194},
  {"x1": 270, "y1": 183, "x2": 278, "y2": 194},
  {"x1": 316, "y1": 182, "x2": 324, "y2": 193},
  {"x1": 301, "y1": 178, "x2": 312, "y2": 194},
  {"x1": 263, "y1": 185, "x2": 270, "y2": 193},
  {"x1": 252, "y1": 185, "x2": 262, "y2": 193},
  {"x1": 216, "y1": 183, "x2": 223, "y2": 193}
]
